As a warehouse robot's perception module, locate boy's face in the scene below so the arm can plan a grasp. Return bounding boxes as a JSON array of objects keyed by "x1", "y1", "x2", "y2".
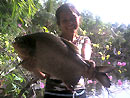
[{"x1": 59, "y1": 10, "x2": 80, "y2": 34}]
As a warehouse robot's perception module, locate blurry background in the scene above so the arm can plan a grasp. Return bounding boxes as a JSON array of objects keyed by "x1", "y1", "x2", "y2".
[{"x1": 0, "y1": 0, "x2": 130, "y2": 97}]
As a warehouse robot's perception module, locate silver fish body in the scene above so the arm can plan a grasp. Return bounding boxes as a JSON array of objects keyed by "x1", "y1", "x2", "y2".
[{"x1": 13, "y1": 32, "x2": 114, "y2": 90}]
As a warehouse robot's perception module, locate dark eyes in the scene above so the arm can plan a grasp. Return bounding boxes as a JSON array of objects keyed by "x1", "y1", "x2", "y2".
[{"x1": 62, "y1": 17, "x2": 76, "y2": 23}]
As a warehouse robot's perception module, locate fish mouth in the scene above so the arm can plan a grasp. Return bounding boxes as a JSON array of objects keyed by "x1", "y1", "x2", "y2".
[
  {"x1": 12, "y1": 37, "x2": 22, "y2": 48},
  {"x1": 12, "y1": 41, "x2": 18, "y2": 50},
  {"x1": 12, "y1": 38, "x2": 17, "y2": 46},
  {"x1": 12, "y1": 41, "x2": 21, "y2": 50},
  {"x1": 14, "y1": 37, "x2": 24, "y2": 43}
]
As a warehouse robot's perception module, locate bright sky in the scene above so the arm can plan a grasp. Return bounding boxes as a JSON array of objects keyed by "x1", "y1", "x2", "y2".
[{"x1": 68, "y1": 0, "x2": 130, "y2": 25}]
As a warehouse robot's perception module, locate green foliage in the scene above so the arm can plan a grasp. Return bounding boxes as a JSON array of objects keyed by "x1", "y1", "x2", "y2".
[
  {"x1": 30, "y1": 0, "x2": 62, "y2": 34},
  {"x1": 0, "y1": 0, "x2": 40, "y2": 37},
  {"x1": 0, "y1": 0, "x2": 130, "y2": 97},
  {"x1": 0, "y1": 0, "x2": 41, "y2": 97},
  {"x1": 79, "y1": 9, "x2": 130, "y2": 96}
]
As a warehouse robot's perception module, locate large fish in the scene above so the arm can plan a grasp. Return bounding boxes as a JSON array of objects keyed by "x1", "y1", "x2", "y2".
[{"x1": 13, "y1": 32, "x2": 114, "y2": 90}]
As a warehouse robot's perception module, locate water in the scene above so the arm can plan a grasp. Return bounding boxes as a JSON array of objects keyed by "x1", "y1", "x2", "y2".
[{"x1": 87, "y1": 80, "x2": 130, "y2": 98}]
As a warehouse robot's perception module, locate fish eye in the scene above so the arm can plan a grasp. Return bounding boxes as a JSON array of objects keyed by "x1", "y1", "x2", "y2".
[
  {"x1": 15, "y1": 37, "x2": 19, "y2": 41},
  {"x1": 15, "y1": 37, "x2": 23, "y2": 43}
]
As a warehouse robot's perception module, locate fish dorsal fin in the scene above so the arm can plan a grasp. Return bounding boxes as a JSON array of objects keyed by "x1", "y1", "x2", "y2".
[{"x1": 60, "y1": 37, "x2": 79, "y2": 54}]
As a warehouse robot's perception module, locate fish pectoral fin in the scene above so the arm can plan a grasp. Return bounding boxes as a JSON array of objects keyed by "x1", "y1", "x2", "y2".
[
  {"x1": 61, "y1": 37, "x2": 79, "y2": 54},
  {"x1": 95, "y1": 72, "x2": 111, "y2": 88},
  {"x1": 64, "y1": 82, "x2": 74, "y2": 91},
  {"x1": 33, "y1": 70, "x2": 47, "y2": 80}
]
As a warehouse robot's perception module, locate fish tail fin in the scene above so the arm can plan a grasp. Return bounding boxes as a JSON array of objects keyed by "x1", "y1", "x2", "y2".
[
  {"x1": 94, "y1": 66, "x2": 115, "y2": 87},
  {"x1": 95, "y1": 72, "x2": 111, "y2": 88},
  {"x1": 84, "y1": 60, "x2": 115, "y2": 88}
]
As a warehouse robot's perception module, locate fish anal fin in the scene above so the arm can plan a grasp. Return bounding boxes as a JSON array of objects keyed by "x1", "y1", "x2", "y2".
[{"x1": 63, "y1": 76, "x2": 81, "y2": 91}]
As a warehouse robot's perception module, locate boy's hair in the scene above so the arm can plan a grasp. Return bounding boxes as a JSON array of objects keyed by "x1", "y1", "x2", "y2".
[{"x1": 56, "y1": 3, "x2": 80, "y2": 25}]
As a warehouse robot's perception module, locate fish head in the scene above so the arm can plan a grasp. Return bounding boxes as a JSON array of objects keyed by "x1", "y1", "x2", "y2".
[{"x1": 12, "y1": 35, "x2": 36, "y2": 59}]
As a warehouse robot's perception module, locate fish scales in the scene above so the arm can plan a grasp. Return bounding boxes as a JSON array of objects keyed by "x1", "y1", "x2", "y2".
[
  {"x1": 13, "y1": 32, "x2": 115, "y2": 90},
  {"x1": 13, "y1": 32, "x2": 88, "y2": 89}
]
